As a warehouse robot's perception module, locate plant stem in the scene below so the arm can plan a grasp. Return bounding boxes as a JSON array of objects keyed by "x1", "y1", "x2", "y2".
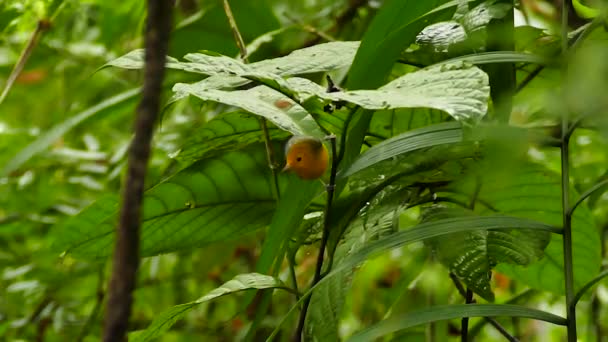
[
  {"x1": 561, "y1": 112, "x2": 577, "y2": 342},
  {"x1": 294, "y1": 135, "x2": 338, "y2": 341},
  {"x1": 461, "y1": 289, "x2": 474, "y2": 342},
  {"x1": 0, "y1": 20, "x2": 50, "y2": 106},
  {"x1": 560, "y1": 1, "x2": 577, "y2": 341},
  {"x1": 222, "y1": 0, "x2": 248, "y2": 62},
  {"x1": 102, "y1": 1, "x2": 172, "y2": 341}
]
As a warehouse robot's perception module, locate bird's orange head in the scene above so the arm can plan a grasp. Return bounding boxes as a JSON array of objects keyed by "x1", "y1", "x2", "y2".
[{"x1": 282, "y1": 136, "x2": 329, "y2": 180}]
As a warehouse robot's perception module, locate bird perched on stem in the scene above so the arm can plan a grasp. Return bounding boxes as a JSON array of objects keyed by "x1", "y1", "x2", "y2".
[{"x1": 282, "y1": 136, "x2": 329, "y2": 180}]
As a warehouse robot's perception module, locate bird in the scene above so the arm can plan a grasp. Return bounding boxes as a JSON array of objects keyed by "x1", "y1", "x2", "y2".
[{"x1": 282, "y1": 136, "x2": 329, "y2": 180}]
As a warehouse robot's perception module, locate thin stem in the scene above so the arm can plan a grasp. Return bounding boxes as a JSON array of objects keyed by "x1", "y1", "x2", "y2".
[
  {"x1": 572, "y1": 270, "x2": 608, "y2": 307},
  {"x1": 0, "y1": 20, "x2": 50, "y2": 106},
  {"x1": 452, "y1": 272, "x2": 518, "y2": 341},
  {"x1": 221, "y1": 0, "x2": 281, "y2": 200},
  {"x1": 560, "y1": 1, "x2": 577, "y2": 341},
  {"x1": 294, "y1": 135, "x2": 338, "y2": 341},
  {"x1": 461, "y1": 288, "x2": 474, "y2": 342},
  {"x1": 283, "y1": 12, "x2": 336, "y2": 42},
  {"x1": 288, "y1": 250, "x2": 300, "y2": 299},
  {"x1": 222, "y1": 0, "x2": 248, "y2": 62},
  {"x1": 486, "y1": 317, "x2": 519, "y2": 342},
  {"x1": 260, "y1": 118, "x2": 281, "y2": 199},
  {"x1": 568, "y1": 179, "x2": 608, "y2": 217}
]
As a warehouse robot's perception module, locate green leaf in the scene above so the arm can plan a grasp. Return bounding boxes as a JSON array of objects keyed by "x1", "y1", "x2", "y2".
[
  {"x1": 268, "y1": 216, "x2": 560, "y2": 341},
  {"x1": 423, "y1": 207, "x2": 550, "y2": 301},
  {"x1": 439, "y1": 51, "x2": 549, "y2": 66},
  {"x1": 171, "y1": 111, "x2": 290, "y2": 165},
  {"x1": 347, "y1": 304, "x2": 567, "y2": 341},
  {"x1": 1, "y1": 88, "x2": 139, "y2": 177},
  {"x1": 342, "y1": 122, "x2": 463, "y2": 178},
  {"x1": 173, "y1": 84, "x2": 325, "y2": 138},
  {"x1": 368, "y1": 108, "x2": 449, "y2": 141},
  {"x1": 343, "y1": 0, "x2": 469, "y2": 170},
  {"x1": 467, "y1": 166, "x2": 603, "y2": 295},
  {"x1": 298, "y1": 63, "x2": 489, "y2": 122},
  {"x1": 108, "y1": 41, "x2": 359, "y2": 90},
  {"x1": 255, "y1": 178, "x2": 322, "y2": 274},
  {"x1": 306, "y1": 186, "x2": 400, "y2": 340},
  {"x1": 131, "y1": 273, "x2": 287, "y2": 342},
  {"x1": 52, "y1": 145, "x2": 284, "y2": 259}
]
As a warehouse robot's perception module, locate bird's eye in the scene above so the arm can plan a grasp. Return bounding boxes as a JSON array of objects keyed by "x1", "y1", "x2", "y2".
[{"x1": 296, "y1": 156, "x2": 302, "y2": 162}]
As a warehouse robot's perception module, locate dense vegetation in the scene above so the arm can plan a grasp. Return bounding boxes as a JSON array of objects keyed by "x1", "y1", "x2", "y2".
[{"x1": 1, "y1": 0, "x2": 607, "y2": 341}]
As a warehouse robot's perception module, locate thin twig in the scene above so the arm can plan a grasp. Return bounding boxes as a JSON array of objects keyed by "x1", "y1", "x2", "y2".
[
  {"x1": 284, "y1": 12, "x2": 336, "y2": 42},
  {"x1": 222, "y1": 0, "x2": 248, "y2": 62},
  {"x1": 0, "y1": 20, "x2": 51, "y2": 106},
  {"x1": 294, "y1": 135, "x2": 338, "y2": 341},
  {"x1": 461, "y1": 289, "x2": 474, "y2": 341},
  {"x1": 222, "y1": 0, "x2": 281, "y2": 200},
  {"x1": 102, "y1": 1, "x2": 172, "y2": 341},
  {"x1": 560, "y1": 1, "x2": 577, "y2": 341},
  {"x1": 568, "y1": 179, "x2": 608, "y2": 217}
]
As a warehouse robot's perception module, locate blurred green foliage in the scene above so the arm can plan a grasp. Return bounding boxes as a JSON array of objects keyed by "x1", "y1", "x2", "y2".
[{"x1": 1, "y1": 0, "x2": 607, "y2": 341}]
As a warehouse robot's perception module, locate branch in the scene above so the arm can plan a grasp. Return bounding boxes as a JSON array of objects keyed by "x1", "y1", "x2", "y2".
[
  {"x1": 0, "y1": 20, "x2": 51, "y2": 106},
  {"x1": 102, "y1": 1, "x2": 172, "y2": 341}
]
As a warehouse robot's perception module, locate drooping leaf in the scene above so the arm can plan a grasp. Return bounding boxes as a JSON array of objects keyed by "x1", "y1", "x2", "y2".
[
  {"x1": 52, "y1": 145, "x2": 284, "y2": 259},
  {"x1": 172, "y1": 84, "x2": 325, "y2": 138},
  {"x1": 131, "y1": 273, "x2": 287, "y2": 342},
  {"x1": 464, "y1": 165, "x2": 603, "y2": 295},
  {"x1": 423, "y1": 207, "x2": 550, "y2": 301},
  {"x1": 347, "y1": 304, "x2": 566, "y2": 342}
]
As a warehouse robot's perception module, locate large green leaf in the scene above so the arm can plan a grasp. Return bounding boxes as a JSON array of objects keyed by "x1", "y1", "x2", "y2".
[
  {"x1": 464, "y1": 165, "x2": 603, "y2": 295},
  {"x1": 267, "y1": 216, "x2": 560, "y2": 341},
  {"x1": 107, "y1": 41, "x2": 359, "y2": 91},
  {"x1": 52, "y1": 145, "x2": 284, "y2": 259},
  {"x1": 172, "y1": 83, "x2": 325, "y2": 138},
  {"x1": 172, "y1": 111, "x2": 290, "y2": 165},
  {"x1": 131, "y1": 273, "x2": 287, "y2": 342},
  {"x1": 423, "y1": 207, "x2": 550, "y2": 301},
  {"x1": 347, "y1": 304, "x2": 566, "y2": 341},
  {"x1": 174, "y1": 62, "x2": 488, "y2": 139}
]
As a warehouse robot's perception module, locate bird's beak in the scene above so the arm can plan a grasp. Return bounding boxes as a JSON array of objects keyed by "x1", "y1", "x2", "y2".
[{"x1": 282, "y1": 163, "x2": 291, "y2": 172}]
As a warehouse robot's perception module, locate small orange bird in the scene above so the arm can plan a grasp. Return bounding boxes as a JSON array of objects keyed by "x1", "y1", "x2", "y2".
[{"x1": 282, "y1": 136, "x2": 329, "y2": 180}]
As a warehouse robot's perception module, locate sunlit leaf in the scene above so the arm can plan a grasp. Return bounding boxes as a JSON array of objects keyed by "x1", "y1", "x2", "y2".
[{"x1": 131, "y1": 273, "x2": 287, "y2": 342}]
